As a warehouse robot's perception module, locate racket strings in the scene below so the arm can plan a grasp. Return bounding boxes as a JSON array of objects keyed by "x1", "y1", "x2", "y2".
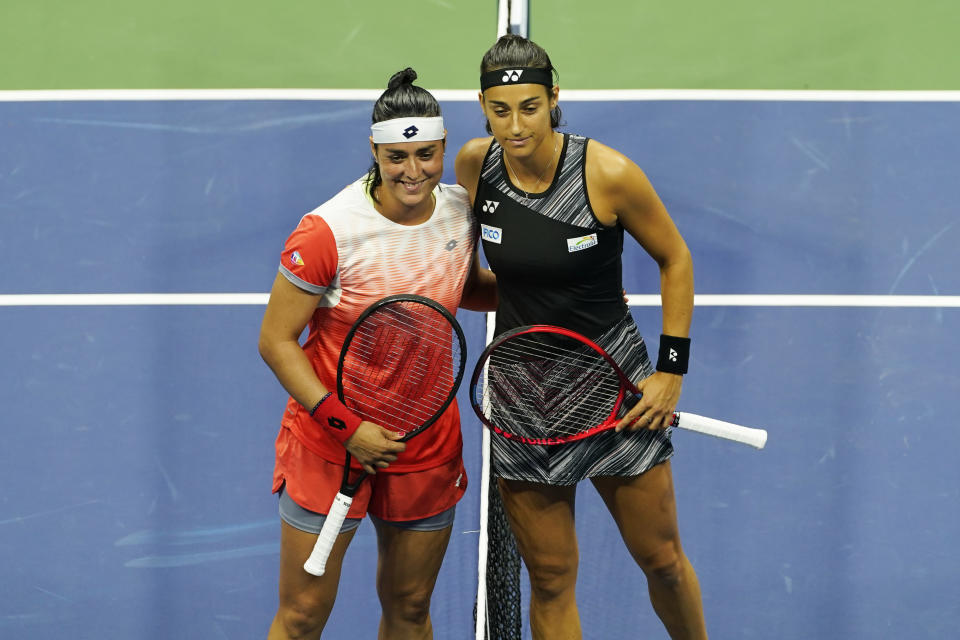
[
  {"x1": 487, "y1": 342, "x2": 623, "y2": 399},
  {"x1": 347, "y1": 321, "x2": 459, "y2": 398},
  {"x1": 486, "y1": 339, "x2": 623, "y2": 403},
  {"x1": 480, "y1": 335, "x2": 623, "y2": 439},
  {"x1": 341, "y1": 302, "x2": 464, "y2": 433},
  {"x1": 346, "y1": 342, "x2": 455, "y2": 397}
]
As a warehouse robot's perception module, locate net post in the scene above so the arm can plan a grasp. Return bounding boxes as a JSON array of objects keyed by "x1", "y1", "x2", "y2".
[{"x1": 497, "y1": 0, "x2": 530, "y2": 38}]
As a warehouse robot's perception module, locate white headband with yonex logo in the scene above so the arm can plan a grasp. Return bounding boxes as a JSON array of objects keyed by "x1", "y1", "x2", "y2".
[{"x1": 370, "y1": 116, "x2": 445, "y2": 144}]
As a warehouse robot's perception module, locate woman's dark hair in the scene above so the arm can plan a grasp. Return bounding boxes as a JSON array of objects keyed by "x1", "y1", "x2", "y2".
[
  {"x1": 480, "y1": 34, "x2": 562, "y2": 133},
  {"x1": 366, "y1": 68, "x2": 442, "y2": 203}
]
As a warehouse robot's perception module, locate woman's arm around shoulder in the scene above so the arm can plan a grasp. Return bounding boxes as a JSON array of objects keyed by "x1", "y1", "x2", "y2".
[
  {"x1": 459, "y1": 251, "x2": 498, "y2": 312},
  {"x1": 455, "y1": 136, "x2": 493, "y2": 205}
]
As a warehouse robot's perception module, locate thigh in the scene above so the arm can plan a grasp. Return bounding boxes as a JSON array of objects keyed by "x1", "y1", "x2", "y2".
[
  {"x1": 589, "y1": 461, "x2": 683, "y2": 564},
  {"x1": 277, "y1": 519, "x2": 357, "y2": 614},
  {"x1": 498, "y1": 478, "x2": 579, "y2": 567},
  {"x1": 365, "y1": 462, "x2": 465, "y2": 598},
  {"x1": 372, "y1": 518, "x2": 453, "y2": 598}
]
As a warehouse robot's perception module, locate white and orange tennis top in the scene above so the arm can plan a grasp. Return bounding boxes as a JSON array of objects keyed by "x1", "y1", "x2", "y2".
[{"x1": 276, "y1": 177, "x2": 477, "y2": 472}]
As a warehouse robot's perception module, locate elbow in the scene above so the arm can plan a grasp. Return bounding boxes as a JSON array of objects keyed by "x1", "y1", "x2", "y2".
[
  {"x1": 257, "y1": 333, "x2": 275, "y2": 365},
  {"x1": 660, "y1": 243, "x2": 692, "y2": 273}
]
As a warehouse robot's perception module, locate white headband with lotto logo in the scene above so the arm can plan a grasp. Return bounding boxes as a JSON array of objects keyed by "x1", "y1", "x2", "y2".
[{"x1": 370, "y1": 117, "x2": 445, "y2": 144}]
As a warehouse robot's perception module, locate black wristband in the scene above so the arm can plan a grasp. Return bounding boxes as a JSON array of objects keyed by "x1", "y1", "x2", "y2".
[{"x1": 656, "y1": 334, "x2": 690, "y2": 375}]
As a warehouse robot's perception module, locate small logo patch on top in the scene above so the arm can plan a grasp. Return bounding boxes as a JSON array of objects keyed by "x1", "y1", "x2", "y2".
[
  {"x1": 290, "y1": 250, "x2": 305, "y2": 266},
  {"x1": 566, "y1": 233, "x2": 598, "y2": 252},
  {"x1": 481, "y1": 224, "x2": 503, "y2": 244}
]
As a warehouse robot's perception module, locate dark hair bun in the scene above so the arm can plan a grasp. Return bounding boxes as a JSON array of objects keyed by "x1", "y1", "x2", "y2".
[{"x1": 387, "y1": 67, "x2": 418, "y2": 90}]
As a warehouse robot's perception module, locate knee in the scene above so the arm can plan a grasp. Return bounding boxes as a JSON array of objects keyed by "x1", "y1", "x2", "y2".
[
  {"x1": 637, "y1": 541, "x2": 687, "y2": 589},
  {"x1": 275, "y1": 595, "x2": 333, "y2": 639},
  {"x1": 380, "y1": 585, "x2": 432, "y2": 626},
  {"x1": 526, "y1": 553, "x2": 578, "y2": 602}
]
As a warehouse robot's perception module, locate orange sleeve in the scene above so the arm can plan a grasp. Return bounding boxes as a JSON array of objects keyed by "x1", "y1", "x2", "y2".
[{"x1": 279, "y1": 214, "x2": 339, "y2": 293}]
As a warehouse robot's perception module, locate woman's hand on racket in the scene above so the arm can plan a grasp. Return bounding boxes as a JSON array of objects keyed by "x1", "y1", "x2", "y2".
[
  {"x1": 615, "y1": 371, "x2": 683, "y2": 432},
  {"x1": 344, "y1": 422, "x2": 407, "y2": 474}
]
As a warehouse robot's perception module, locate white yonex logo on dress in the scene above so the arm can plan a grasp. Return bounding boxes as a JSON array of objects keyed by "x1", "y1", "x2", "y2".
[
  {"x1": 481, "y1": 224, "x2": 502, "y2": 244},
  {"x1": 668, "y1": 348, "x2": 678, "y2": 362},
  {"x1": 403, "y1": 125, "x2": 419, "y2": 138},
  {"x1": 482, "y1": 200, "x2": 500, "y2": 213},
  {"x1": 501, "y1": 69, "x2": 524, "y2": 82}
]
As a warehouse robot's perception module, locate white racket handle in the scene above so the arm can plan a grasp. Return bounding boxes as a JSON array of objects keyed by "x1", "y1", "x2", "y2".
[
  {"x1": 303, "y1": 492, "x2": 353, "y2": 576},
  {"x1": 672, "y1": 412, "x2": 768, "y2": 449}
]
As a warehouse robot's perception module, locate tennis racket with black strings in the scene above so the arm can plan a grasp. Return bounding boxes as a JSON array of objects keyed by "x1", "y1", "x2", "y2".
[
  {"x1": 470, "y1": 324, "x2": 767, "y2": 449},
  {"x1": 302, "y1": 294, "x2": 467, "y2": 576}
]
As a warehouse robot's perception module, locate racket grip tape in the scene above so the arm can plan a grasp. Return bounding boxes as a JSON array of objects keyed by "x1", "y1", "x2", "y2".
[
  {"x1": 671, "y1": 412, "x2": 768, "y2": 449},
  {"x1": 303, "y1": 492, "x2": 353, "y2": 576}
]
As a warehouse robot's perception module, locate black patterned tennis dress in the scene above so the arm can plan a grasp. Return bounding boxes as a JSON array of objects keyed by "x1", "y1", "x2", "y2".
[{"x1": 476, "y1": 133, "x2": 673, "y2": 485}]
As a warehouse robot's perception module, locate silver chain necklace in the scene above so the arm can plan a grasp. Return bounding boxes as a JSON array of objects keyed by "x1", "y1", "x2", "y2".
[{"x1": 504, "y1": 134, "x2": 559, "y2": 199}]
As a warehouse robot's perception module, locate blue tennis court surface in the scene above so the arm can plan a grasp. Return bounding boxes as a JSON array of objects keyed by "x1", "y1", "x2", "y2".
[{"x1": 1, "y1": 97, "x2": 958, "y2": 638}]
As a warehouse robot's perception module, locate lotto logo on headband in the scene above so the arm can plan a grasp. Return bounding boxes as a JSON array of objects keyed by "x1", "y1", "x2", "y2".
[
  {"x1": 502, "y1": 69, "x2": 524, "y2": 82},
  {"x1": 371, "y1": 117, "x2": 444, "y2": 144}
]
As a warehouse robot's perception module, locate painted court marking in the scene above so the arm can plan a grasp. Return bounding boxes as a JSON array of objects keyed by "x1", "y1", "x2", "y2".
[{"x1": 1, "y1": 294, "x2": 958, "y2": 307}]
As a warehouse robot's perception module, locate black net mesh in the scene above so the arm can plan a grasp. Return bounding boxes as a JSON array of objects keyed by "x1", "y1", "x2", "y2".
[{"x1": 475, "y1": 474, "x2": 523, "y2": 639}]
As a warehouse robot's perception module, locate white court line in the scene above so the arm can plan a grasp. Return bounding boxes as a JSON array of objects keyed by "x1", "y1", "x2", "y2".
[
  {"x1": 0, "y1": 293, "x2": 269, "y2": 306},
  {"x1": 1, "y1": 89, "x2": 960, "y2": 103},
  {"x1": 2, "y1": 293, "x2": 959, "y2": 307},
  {"x1": 629, "y1": 294, "x2": 960, "y2": 307}
]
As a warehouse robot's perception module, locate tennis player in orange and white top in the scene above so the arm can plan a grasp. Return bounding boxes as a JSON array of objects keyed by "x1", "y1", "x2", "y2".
[{"x1": 259, "y1": 68, "x2": 496, "y2": 639}]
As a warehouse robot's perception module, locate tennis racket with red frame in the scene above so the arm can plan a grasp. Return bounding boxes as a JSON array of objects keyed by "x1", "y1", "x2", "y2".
[
  {"x1": 302, "y1": 294, "x2": 467, "y2": 576},
  {"x1": 470, "y1": 324, "x2": 767, "y2": 449}
]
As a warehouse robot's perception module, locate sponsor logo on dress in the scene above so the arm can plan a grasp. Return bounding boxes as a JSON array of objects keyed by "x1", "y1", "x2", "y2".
[
  {"x1": 566, "y1": 233, "x2": 598, "y2": 252},
  {"x1": 290, "y1": 250, "x2": 305, "y2": 266},
  {"x1": 481, "y1": 224, "x2": 503, "y2": 244},
  {"x1": 481, "y1": 200, "x2": 500, "y2": 213}
]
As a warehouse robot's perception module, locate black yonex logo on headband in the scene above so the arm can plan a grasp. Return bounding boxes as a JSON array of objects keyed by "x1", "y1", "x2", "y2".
[
  {"x1": 501, "y1": 69, "x2": 524, "y2": 82},
  {"x1": 403, "y1": 125, "x2": 419, "y2": 138}
]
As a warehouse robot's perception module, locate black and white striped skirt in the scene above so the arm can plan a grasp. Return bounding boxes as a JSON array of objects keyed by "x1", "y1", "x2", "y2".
[{"x1": 490, "y1": 313, "x2": 673, "y2": 485}]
